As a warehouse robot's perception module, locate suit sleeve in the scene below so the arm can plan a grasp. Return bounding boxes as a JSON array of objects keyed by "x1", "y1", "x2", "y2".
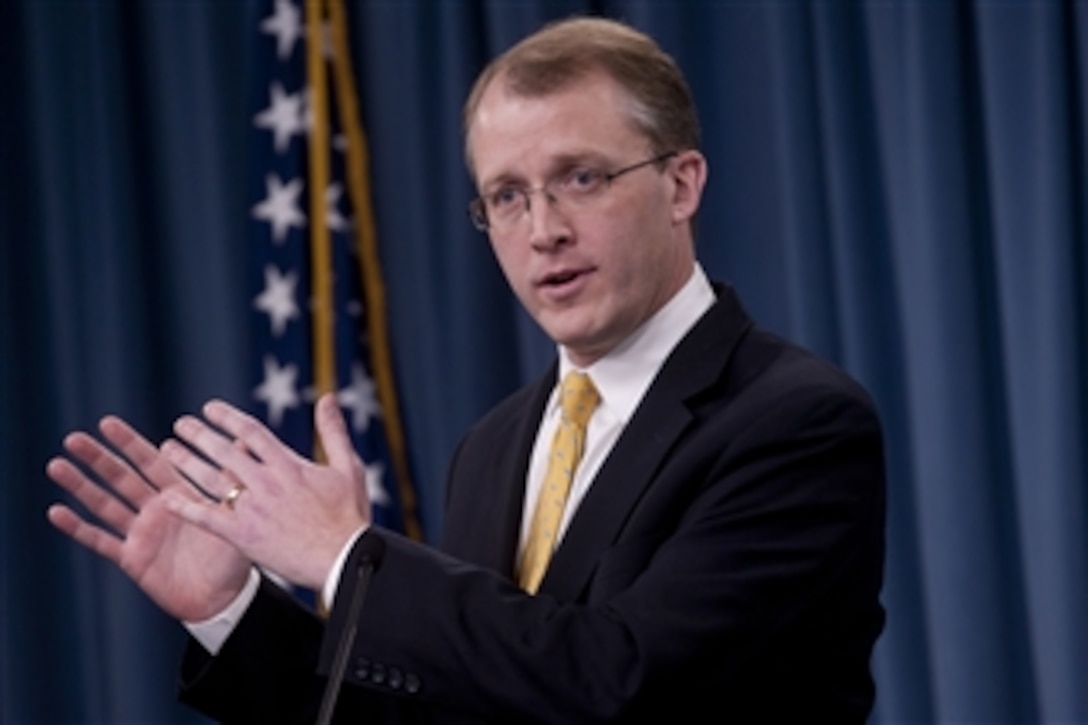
[{"x1": 177, "y1": 577, "x2": 327, "y2": 723}]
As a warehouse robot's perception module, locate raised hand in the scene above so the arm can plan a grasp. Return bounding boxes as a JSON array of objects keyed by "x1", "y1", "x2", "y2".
[
  {"x1": 161, "y1": 393, "x2": 371, "y2": 591},
  {"x1": 46, "y1": 416, "x2": 252, "y2": 623}
]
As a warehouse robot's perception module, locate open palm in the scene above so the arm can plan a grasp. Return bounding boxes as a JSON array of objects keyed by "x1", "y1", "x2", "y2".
[{"x1": 47, "y1": 416, "x2": 251, "y2": 623}]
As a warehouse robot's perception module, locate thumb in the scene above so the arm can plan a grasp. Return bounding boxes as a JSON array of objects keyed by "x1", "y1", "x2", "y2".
[{"x1": 314, "y1": 393, "x2": 360, "y2": 477}]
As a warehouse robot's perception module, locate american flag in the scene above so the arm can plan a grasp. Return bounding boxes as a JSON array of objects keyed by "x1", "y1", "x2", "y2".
[{"x1": 248, "y1": 0, "x2": 419, "y2": 543}]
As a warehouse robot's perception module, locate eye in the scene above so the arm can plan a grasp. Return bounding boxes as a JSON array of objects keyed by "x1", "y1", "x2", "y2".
[
  {"x1": 487, "y1": 186, "x2": 524, "y2": 213},
  {"x1": 560, "y1": 167, "x2": 606, "y2": 195}
]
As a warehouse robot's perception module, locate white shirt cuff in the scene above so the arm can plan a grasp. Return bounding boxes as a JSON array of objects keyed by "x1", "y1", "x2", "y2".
[
  {"x1": 322, "y1": 525, "x2": 369, "y2": 611},
  {"x1": 183, "y1": 567, "x2": 261, "y2": 655}
]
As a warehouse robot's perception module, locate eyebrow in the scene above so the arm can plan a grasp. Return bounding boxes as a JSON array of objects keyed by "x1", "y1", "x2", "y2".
[{"x1": 479, "y1": 151, "x2": 610, "y2": 192}]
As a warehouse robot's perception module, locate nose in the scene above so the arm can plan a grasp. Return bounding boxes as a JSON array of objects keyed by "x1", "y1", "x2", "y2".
[{"x1": 525, "y1": 188, "x2": 570, "y2": 251}]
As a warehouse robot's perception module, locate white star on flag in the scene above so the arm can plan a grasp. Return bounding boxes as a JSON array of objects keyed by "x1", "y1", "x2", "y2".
[
  {"x1": 254, "y1": 264, "x2": 300, "y2": 337},
  {"x1": 252, "y1": 173, "x2": 306, "y2": 244},
  {"x1": 337, "y1": 362, "x2": 381, "y2": 433},
  {"x1": 254, "y1": 355, "x2": 301, "y2": 427},
  {"x1": 365, "y1": 461, "x2": 390, "y2": 507},
  {"x1": 254, "y1": 81, "x2": 307, "y2": 154},
  {"x1": 260, "y1": 0, "x2": 303, "y2": 61}
]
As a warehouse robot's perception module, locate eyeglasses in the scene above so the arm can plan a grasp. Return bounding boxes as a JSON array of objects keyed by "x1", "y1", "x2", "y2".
[{"x1": 468, "y1": 151, "x2": 677, "y2": 233}]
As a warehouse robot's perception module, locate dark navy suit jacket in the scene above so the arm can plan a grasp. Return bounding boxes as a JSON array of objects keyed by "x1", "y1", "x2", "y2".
[{"x1": 179, "y1": 284, "x2": 886, "y2": 723}]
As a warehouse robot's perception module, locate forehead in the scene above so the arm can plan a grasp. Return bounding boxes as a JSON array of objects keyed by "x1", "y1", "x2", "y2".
[{"x1": 467, "y1": 72, "x2": 648, "y2": 184}]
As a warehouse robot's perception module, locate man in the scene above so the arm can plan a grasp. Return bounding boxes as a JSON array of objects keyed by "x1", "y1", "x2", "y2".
[{"x1": 47, "y1": 16, "x2": 886, "y2": 723}]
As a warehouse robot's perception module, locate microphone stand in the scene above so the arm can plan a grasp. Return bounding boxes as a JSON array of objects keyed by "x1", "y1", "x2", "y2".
[{"x1": 316, "y1": 535, "x2": 384, "y2": 725}]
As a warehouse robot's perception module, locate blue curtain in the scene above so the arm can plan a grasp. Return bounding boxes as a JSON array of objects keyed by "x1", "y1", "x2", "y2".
[{"x1": 2, "y1": 1, "x2": 1085, "y2": 722}]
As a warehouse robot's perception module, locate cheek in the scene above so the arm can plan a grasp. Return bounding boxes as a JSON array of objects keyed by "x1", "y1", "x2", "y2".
[
  {"x1": 604, "y1": 219, "x2": 660, "y2": 283},
  {"x1": 603, "y1": 224, "x2": 675, "y2": 307},
  {"x1": 490, "y1": 242, "x2": 534, "y2": 302}
]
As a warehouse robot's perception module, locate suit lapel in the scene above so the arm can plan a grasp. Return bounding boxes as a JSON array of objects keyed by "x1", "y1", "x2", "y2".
[
  {"x1": 475, "y1": 366, "x2": 557, "y2": 578},
  {"x1": 538, "y1": 286, "x2": 753, "y2": 600}
]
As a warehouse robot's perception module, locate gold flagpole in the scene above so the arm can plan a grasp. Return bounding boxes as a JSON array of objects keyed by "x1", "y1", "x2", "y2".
[
  {"x1": 306, "y1": 0, "x2": 336, "y2": 419},
  {"x1": 326, "y1": 0, "x2": 421, "y2": 540}
]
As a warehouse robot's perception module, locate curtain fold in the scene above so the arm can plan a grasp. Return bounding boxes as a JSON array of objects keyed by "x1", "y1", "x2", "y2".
[
  {"x1": 974, "y1": 3, "x2": 1088, "y2": 718},
  {"x1": 2, "y1": 1, "x2": 1085, "y2": 722}
]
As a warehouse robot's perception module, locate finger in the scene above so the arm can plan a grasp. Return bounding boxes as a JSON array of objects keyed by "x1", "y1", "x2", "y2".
[
  {"x1": 232, "y1": 437, "x2": 254, "y2": 456},
  {"x1": 98, "y1": 416, "x2": 188, "y2": 501},
  {"x1": 62, "y1": 429, "x2": 159, "y2": 511},
  {"x1": 160, "y1": 437, "x2": 240, "y2": 500},
  {"x1": 49, "y1": 445, "x2": 140, "y2": 535},
  {"x1": 201, "y1": 399, "x2": 298, "y2": 469},
  {"x1": 314, "y1": 394, "x2": 358, "y2": 476},
  {"x1": 46, "y1": 502, "x2": 124, "y2": 565},
  {"x1": 161, "y1": 488, "x2": 239, "y2": 545},
  {"x1": 171, "y1": 414, "x2": 272, "y2": 492}
]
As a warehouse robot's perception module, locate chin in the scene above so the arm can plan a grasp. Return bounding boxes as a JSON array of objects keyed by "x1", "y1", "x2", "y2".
[
  {"x1": 556, "y1": 332, "x2": 612, "y2": 364},
  {"x1": 538, "y1": 309, "x2": 614, "y2": 356},
  {"x1": 543, "y1": 319, "x2": 593, "y2": 347}
]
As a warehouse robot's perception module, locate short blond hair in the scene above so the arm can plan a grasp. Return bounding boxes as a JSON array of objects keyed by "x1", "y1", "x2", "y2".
[{"x1": 464, "y1": 17, "x2": 700, "y2": 165}]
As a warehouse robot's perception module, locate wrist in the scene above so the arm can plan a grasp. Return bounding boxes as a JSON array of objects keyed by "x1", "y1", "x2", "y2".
[{"x1": 185, "y1": 567, "x2": 261, "y2": 655}]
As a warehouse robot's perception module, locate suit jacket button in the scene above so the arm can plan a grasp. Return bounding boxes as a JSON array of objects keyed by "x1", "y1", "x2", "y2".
[
  {"x1": 370, "y1": 663, "x2": 386, "y2": 685},
  {"x1": 388, "y1": 667, "x2": 404, "y2": 690},
  {"x1": 353, "y1": 657, "x2": 370, "y2": 680},
  {"x1": 404, "y1": 672, "x2": 421, "y2": 694}
]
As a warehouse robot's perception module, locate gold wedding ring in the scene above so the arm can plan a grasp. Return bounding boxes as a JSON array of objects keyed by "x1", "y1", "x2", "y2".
[{"x1": 223, "y1": 482, "x2": 247, "y2": 510}]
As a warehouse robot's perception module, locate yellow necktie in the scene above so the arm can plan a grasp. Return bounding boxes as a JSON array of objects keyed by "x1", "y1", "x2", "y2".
[{"x1": 518, "y1": 372, "x2": 600, "y2": 593}]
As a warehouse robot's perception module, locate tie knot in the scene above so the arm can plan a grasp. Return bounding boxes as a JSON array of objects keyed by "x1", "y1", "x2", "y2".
[{"x1": 559, "y1": 372, "x2": 599, "y2": 427}]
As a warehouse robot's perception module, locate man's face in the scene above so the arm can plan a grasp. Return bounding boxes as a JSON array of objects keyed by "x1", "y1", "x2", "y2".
[{"x1": 467, "y1": 72, "x2": 705, "y2": 367}]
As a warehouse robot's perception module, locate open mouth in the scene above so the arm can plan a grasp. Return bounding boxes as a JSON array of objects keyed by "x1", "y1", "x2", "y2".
[
  {"x1": 541, "y1": 269, "x2": 582, "y2": 286},
  {"x1": 536, "y1": 267, "x2": 594, "y2": 302}
]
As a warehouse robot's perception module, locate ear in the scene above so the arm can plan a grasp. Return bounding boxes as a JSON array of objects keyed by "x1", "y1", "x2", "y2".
[{"x1": 669, "y1": 150, "x2": 708, "y2": 225}]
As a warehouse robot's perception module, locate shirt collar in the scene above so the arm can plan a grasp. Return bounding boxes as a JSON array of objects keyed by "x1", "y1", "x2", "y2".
[{"x1": 554, "y1": 263, "x2": 716, "y2": 423}]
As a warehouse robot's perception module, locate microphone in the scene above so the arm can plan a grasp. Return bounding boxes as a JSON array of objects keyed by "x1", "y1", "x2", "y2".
[{"x1": 316, "y1": 532, "x2": 386, "y2": 725}]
